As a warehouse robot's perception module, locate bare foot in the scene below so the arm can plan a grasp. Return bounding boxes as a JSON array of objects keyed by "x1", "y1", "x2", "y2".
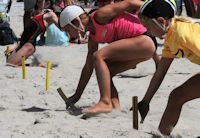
[
  {"x1": 82, "y1": 101, "x2": 112, "y2": 114},
  {"x1": 111, "y1": 98, "x2": 120, "y2": 110}
]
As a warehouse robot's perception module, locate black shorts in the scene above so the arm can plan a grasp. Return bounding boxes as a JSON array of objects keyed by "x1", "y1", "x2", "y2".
[{"x1": 143, "y1": 32, "x2": 158, "y2": 51}]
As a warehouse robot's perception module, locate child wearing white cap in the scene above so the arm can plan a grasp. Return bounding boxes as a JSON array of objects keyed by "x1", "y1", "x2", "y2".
[{"x1": 59, "y1": 0, "x2": 159, "y2": 114}]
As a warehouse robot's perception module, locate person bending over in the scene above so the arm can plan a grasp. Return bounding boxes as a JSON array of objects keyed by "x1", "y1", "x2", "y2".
[
  {"x1": 59, "y1": 0, "x2": 158, "y2": 114},
  {"x1": 136, "y1": 0, "x2": 200, "y2": 136}
]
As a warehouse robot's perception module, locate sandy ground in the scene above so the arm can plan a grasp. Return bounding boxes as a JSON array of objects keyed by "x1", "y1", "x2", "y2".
[{"x1": 0, "y1": 1, "x2": 200, "y2": 138}]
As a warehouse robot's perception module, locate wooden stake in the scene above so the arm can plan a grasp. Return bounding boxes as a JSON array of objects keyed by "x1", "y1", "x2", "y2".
[
  {"x1": 132, "y1": 96, "x2": 138, "y2": 130},
  {"x1": 57, "y1": 88, "x2": 77, "y2": 110},
  {"x1": 46, "y1": 61, "x2": 52, "y2": 91},
  {"x1": 5, "y1": 46, "x2": 10, "y2": 63},
  {"x1": 22, "y1": 56, "x2": 26, "y2": 79}
]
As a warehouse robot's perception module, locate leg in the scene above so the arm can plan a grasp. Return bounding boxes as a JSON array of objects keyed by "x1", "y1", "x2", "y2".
[
  {"x1": 109, "y1": 60, "x2": 137, "y2": 109},
  {"x1": 109, "y1": 60, "x2": 149, "y2": 109},
  {"x1": 152, "y1": 52, "x2": 161, "y2": 69},
  {"x1": 159, "y1": 73, "x2": 200, "y2": 136},
  {"x1": 111, "y1": 79, "x2": 120, "y2": 109},
  {"x1": 83, "y1": 35, "x2": 155, "y2": 114},
  {"x1": 8, "y1": 43, "x2": 35, "y2": 66}
]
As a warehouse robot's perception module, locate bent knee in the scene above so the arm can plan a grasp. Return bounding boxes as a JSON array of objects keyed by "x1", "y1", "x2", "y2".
[
  {"x1": 140, "y1": 36, "x2": 156, "y2": 58},
  {"x1": 24, "y1": 43, "x2": 35, "y2": 52},
  {"x1": 93, "y1": 51, "x2": 105, "y2": 62}
]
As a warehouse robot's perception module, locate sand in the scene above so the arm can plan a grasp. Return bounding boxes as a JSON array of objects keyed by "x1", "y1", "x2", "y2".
[{"x1": 0, "y1": 1, "x2": 199, "y2": 138}]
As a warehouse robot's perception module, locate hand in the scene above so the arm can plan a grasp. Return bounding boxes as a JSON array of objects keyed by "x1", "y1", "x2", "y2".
[
  {"x1": 65, "y1": 94, "x2": 81, "y2": 110},
  {"x1": 130, "y1": 100, "x2": 149, "y2": 123}
]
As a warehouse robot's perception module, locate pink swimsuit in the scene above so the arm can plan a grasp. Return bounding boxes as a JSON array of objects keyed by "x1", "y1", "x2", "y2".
[{"x1": 89, "y1": 12, "x2": 147, "y2": 43}]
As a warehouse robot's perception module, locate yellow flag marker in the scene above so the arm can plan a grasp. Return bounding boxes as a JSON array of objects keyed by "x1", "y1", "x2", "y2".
[
  {"x1": 132, "y1": 96, "x2": 138, "y2": 130},
  {"x1": 46, "y1": 61, "x2": 52, "y2": 91},
  {"x1": 22, "y1": 56, "x2": 26, "y2": 79}
]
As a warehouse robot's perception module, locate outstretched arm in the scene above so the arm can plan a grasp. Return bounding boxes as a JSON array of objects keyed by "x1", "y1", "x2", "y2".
[
  {"x1": 143, "y1": 57, "x2": 174, "y2": 103},
  {"x1": 75, "y1": 38, "x2": 98, "y2": 96},
  {"x1": 66, "y1": 37, "x2": 98, "y2": 107},
  {"x1": 138, "y1": 57, "x2": 174, "y2": 122},
  {"x1": 95, "y1": 0, "x2": 144, "y2": 24}
]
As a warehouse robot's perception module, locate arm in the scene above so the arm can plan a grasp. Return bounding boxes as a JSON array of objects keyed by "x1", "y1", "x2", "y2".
[
  {"x1": 138, "y1": 57, "x2": 174, "y2": 122},
  {"x1": 142, "y1": 57, "x2": 174, "y2": 103},
  {"x1": 95, "y1": 0, "x2": 144, "y2": 24},
  {"x1": 43, "y1": 11, "x2": 59, "y2": 28},
  {"x1": 73, "y1": 37, "x2": 98, "y2": 100}
]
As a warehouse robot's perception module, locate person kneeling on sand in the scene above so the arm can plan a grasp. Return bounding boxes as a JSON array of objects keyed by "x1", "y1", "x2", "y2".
[
  {"x1": 6, "y1": 9, "x2": 58, "y2": 66},
  {"x1": 59, "y1": 0, "x2": 159, "y2": 114},
  {"x1": 135, "y1": 0, "x2": 200, "y2": 136}
]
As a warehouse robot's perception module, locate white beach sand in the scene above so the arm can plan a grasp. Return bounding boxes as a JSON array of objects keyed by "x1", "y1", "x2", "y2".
[{"x1": 0, "y1": 1, "x2": 200, "y2": 138}]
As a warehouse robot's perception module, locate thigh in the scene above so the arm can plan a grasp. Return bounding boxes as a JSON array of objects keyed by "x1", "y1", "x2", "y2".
[
  {"x1": 108, "y1": 59, "x2": 146, "y2": 76},
  {"x1": 97, "y1": 35, "x2": 155, "y2": 62}
]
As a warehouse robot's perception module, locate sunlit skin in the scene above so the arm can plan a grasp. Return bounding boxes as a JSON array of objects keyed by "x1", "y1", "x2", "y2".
[
  {"x1": 139, "y1": 16, "x2": 168, "y2": 39},
  {"x1": 61, "y1": 13, "x2": 90, "y2": 40},
  {"x1": 61, "y1": 0, "x2": 159, "y2": 114},
  {"x1": 62, "y1": 24, "x2": 80, "y2": 39}
]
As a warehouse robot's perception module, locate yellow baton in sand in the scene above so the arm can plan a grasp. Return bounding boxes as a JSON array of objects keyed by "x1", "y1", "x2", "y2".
[
  {"x1": 132, "y1": 96, "x2": 138, "y2": 130},
  {"x1": 46, "y1": 61, "x2": 52, "y2": 91},
  {"x1": 22, "y1": 56, "x2": 26, "y2": 79}
]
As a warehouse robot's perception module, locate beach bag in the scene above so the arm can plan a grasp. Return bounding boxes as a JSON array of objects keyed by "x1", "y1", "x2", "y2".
[{"x1": 0, "y1": 23, "x2": 15, "y2": 45}]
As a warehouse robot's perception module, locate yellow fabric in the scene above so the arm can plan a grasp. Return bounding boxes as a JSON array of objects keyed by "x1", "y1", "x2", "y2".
[{"x1": 162, "y1": 19, "x2": 200, "y2": 64}]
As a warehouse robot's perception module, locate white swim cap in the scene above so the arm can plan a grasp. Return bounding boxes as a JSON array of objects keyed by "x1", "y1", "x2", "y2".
[{"x1": 59, "y1": 5, "x2": 84, "y2": 28}]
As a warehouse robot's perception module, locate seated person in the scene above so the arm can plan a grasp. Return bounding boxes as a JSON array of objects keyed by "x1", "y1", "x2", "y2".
[{"x1": 6, "y1": 9, "x2": 58, "y2": 66}]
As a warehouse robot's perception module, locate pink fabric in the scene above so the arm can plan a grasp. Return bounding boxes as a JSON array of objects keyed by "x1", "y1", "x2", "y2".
[
  {"x1": 193, "y1": 0, "x2": 200, "y2": 4},
  {"x1": 89, "y1": 12, "x2": 147, "y2": 43},
  {"x1": 57, "y1": 2, "x2": 65, "y2": 9}
]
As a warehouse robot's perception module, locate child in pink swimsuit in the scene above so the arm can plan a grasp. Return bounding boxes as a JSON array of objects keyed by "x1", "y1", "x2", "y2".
[{"x1": 59, "y1": 1, "x2": 158, "y2": 114}]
